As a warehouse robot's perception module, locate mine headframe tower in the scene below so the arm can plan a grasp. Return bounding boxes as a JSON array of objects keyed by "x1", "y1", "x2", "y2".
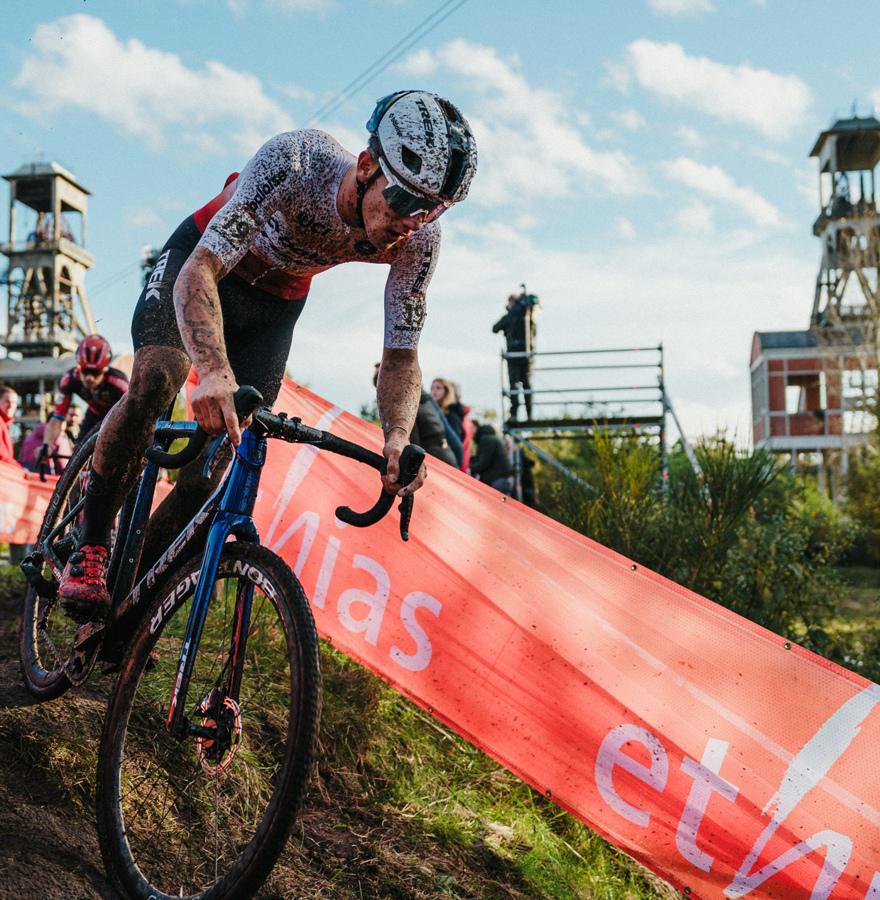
[
  {"x1": 0, "y1": 161, "x2": 97, "y2": 424},
  {"x1": 751, "y1": 116, "x2": 880, "y2": 498},
  {"x1": 810, "y1": 115, "x2": 880, "y2": 335}
]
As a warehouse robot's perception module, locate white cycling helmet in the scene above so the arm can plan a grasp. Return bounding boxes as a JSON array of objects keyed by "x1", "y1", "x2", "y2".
[{"x1": 366, "y1": 90, "x2": 478, "y2": 220}]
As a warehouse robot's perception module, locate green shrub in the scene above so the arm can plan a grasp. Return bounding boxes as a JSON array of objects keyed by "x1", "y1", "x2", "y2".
[{"x1": 535, "y1": 433, "x2": 860, "y2": 671}]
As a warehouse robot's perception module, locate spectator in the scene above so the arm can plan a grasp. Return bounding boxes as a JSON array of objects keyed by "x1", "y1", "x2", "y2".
[
  {"x1": 492, "y1": 289, "x2": 538, "y2": 421},
  {"x1": 64, "y1": 406, "x2": 83, "y2": 443},
  {"x1": 470, "y1": 422, "x2": 513, "y2": 495},
  {"x1": 504, "y1": 432, "x2": 538, "y2": 508},
  {"x1": 373, "y1": 364, "x2": 456, "y2": 467},
  {"x1": 0, "y1": 386, "x2": 20, "y2": 466},
  {"x1": 20, "y1": 418, "x2": 74, "y2": 475},
  {"x1": 450, "y1": 381, "x2": 476, "y2": 472},
  {"x1": 429, "y1": 377, "x2": 466, "y2": 467}
]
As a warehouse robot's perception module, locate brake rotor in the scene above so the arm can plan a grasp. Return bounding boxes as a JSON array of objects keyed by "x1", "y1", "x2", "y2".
[{"x1": 196, "y1": 695, "x2": 242, "y2": 775}]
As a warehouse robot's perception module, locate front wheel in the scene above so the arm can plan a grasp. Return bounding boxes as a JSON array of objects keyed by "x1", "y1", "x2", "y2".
[{"x1": 96, "y1": 541, "x2": 321, "y2": 900}]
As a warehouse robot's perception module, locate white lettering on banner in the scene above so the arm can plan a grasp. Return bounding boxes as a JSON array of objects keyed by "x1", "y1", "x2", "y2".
[
  {"x1": 724, "y1": 832, "x2": 852, "y2": 899},
  {"x1": 391, "y1": 592, "x2": 442, "y2": 672},
  {"x1": 270, "y1": 509, "x2": 318, "y2": 576},
  {"x1": 723, "y1": 684, "x2": 880, "y2": 898},
  {"x1": 312, "y1": 535, "x2": 341, "y2": 610},
  {"x1": 265, "y1": 406, "x2": 342, "y2": 549},
  {"x1": 866, "y1": 871, "x2": 880, "y2": 897},
  {"x1": 676, "y1": 739, "x2": 739, "y2": 872},
  {"x1": 337, "y1": 554, "x2": 389, "y2": 646},
  {"x1": 595, "y1": 724, "x2": 669, "y2": 827}
]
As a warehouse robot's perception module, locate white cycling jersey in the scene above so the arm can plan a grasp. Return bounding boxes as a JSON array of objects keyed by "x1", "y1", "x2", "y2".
[{"x1": 194, "y1": 129, "x2": 440, "y2": 350}]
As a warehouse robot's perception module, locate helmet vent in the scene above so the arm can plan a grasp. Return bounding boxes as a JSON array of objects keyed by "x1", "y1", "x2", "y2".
[
  {"x1": 437, "y1": 98, "x2": 462, "y2": 123},
  {"x1": 441, "y1": 148, "x2": 467, "y2": 200},
  {"x1": 401, "y1": 145, "x2": 422, "y2": 175}
]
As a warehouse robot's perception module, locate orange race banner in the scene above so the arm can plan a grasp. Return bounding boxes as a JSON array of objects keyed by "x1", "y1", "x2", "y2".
[
  {"x1": 2, "y1": 380, "x2": 879, "y2": 898},
  {"x1": 0, "y1": 462, "x2": 57, "y2": 544}
]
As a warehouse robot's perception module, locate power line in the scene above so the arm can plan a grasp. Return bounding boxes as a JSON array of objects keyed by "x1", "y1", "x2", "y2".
[
  {"x1": 89, "y1": 261, "x2": 141, "y2": 297},
  {"x1": 306, "y1": 0, "x2": 469, "y2": 127}
]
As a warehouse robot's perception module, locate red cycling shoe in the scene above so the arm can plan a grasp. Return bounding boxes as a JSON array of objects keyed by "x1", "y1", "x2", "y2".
[{"x1": 59, "y1": 544, "x2": 111, "y2": 623}]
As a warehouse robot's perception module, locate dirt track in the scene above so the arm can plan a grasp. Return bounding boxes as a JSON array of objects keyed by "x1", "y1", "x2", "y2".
[{"x1": 0, "y1": 581, "x2": 118, "y2": 899}]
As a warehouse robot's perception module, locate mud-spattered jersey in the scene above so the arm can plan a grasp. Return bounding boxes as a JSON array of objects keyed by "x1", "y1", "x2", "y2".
[
  {"x1": 192, "y1": 129, "x2": 440, "y2": 350},
  {"x1": 52, "y1": 366, "x2": 129, "y2": 419}
]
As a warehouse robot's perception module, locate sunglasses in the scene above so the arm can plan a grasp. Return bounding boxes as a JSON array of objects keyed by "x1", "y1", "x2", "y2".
[
  {"x1": 80, "y1": 368, "x2": 104, "y2": 377},
  {"x1": 381, "y1": 183, "x2": 449, "y2": 222}
]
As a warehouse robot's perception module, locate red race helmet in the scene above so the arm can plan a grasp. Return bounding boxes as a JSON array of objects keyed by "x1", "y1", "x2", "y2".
[{"x1": 76, "y1": 334, "x2": 112, "y2": 374}]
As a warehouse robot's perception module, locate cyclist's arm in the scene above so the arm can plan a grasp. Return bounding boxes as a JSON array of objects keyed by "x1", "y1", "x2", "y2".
[
  {"x1": 44, "y1": 375, "x2": 73, "y2": 447},
  {"x1": 377, "y1": 348, "x2": 424, "y2": 496},
  {"x1": 178, "y1": 134, "x2": 295, "y2": 441},
  {"x1": 174, "y1": 247, "x2": 242, "y2": 442},
  {"x1": 380, "y1": 226, "x2": 439, "y2": 495}
]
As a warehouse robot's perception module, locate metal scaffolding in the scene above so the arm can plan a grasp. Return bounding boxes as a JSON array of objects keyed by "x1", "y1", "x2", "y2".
[{"x1": 502, "y1": 343, "x2": 700, "y2": 496}]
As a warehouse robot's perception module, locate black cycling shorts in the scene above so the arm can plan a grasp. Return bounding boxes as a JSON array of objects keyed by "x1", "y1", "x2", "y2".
[{"x1": 132, "y1": 216, "x2": 306, "y2": 406}]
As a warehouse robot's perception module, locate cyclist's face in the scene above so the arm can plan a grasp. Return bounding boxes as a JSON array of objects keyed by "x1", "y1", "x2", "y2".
[
  {"x1": 359, "y1": 158, "x2": 430, "y2": 250},
  {"x1": 81, "y1": 370, "x2": 105, "y2": 390}
]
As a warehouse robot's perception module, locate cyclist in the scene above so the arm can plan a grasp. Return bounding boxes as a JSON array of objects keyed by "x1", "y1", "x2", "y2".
[
  {"x1": 58, "y1": 90, "x2": 478, "y2": 621},
  {"x1": 42, "y1": 334, "x2": 129, "y2": 453}
]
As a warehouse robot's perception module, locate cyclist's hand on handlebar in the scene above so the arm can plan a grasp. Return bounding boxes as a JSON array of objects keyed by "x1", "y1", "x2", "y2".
[
  {"x1": 191, "y1": 370, "x2": 242, "y2": 445},
  {"x1": 382, "y1": 429, "x2": 426, "y2": 497}
]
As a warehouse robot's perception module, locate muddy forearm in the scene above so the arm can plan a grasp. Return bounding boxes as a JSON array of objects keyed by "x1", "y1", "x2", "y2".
[
  {"x1": 377, "y1": 349, "x2": 421, "y2": 439},
  {"x1": 173, "y1": 248, "x2": 233, "y2": 378}
]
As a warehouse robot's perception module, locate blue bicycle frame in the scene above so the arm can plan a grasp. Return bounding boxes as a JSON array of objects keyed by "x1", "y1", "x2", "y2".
[{"x1": 109, "y1": 419, "x2": 268, "y2": 739}]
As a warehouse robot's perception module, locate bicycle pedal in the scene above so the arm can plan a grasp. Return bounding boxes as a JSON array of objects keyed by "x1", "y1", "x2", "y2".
[{"x1": 64, "y1": 621, "x2": 105, "y2": 686}]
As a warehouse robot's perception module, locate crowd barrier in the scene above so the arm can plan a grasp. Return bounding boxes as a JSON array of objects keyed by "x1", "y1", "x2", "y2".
[{"x1": 2, "y1": 378, "x2": 878, "y2": 898}]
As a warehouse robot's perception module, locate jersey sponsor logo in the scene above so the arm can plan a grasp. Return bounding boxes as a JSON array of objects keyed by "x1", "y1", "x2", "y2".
[
  {"x1": 145, "y1": 249, "x2": 171, "y2": 301},
  {"x1": 213, "y1": 209, "x2": 256, "y2": 246},
  {"x1": 415, "y1": 98, "x2": 436, "y2": 148},
  {"x1": 394, "y1": 292, "x2": 426, "y2": 332},
  {"x1": 411, "y1": 245, "x2": 434, "y2": 294},
  {"x1": 245, "y1": 168, "x2": 289, "y2": 214}
]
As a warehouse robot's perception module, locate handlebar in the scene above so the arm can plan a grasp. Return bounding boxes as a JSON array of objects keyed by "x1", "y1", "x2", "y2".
[
  {"x1": 145, "y1": 386, "x2": 264, "y2": 468},
  {"x1": 252, "y1": 408, "x2": 426, "y2": 542},
  {"x1": 144, "y1": 384, "x2": 424, "y2": 541}
]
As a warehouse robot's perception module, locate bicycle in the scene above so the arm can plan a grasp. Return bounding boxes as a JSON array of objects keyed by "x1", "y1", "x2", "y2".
[{"x1": 19, "y1": 385, "x2": 424, "y2": 899}]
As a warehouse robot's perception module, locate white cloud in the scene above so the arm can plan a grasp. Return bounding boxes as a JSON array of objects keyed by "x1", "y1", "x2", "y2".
[
  {"x1": 616, "y1": 217, "x2": 637, "y2": 239},
  {"x1": 649, "y1": 0, "x2": 714, "y2": 15},
  {"x1": 13, "y1": 14, "x2": 293, "y2": 154},
  {"x1": 663, "y1": 157, "x2": 781, "y2": 227},
  {"x1": 622, "y1": 40, "x2": 811, "y2": 140},
  {"x1": 610, "y1": 108, "x2": 646, "y2": 130},
  {"x1": 402, "y1": 47, "x2": 438, "y2": 78},
  {"x1": 397, "y1": 39, "x2": 648, "y2": 205},
  {"x1": 124, "y1": 207, "x2": 164, "y2": 229},
  {"x1": 675, "y1": 199, "x2": 714, "y2": 232},
  {"x1": 675, "y1": 125, "x2": 705, "y2": 149}
]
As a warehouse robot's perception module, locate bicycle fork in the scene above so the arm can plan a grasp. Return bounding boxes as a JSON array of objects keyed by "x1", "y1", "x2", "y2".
[{"x1": 165, "y1": 430, "x2": 265, "y2": 740}]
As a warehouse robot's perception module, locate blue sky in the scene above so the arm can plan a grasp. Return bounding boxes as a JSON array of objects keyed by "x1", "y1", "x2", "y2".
[{"x1": 0, "y1": 0, "x2": 876, "y2": 440}]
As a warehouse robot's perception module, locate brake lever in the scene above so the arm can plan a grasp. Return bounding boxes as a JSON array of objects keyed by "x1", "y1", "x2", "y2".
[{"x1": 395, "y1": 445, "x2": 425, "y2": 542}]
